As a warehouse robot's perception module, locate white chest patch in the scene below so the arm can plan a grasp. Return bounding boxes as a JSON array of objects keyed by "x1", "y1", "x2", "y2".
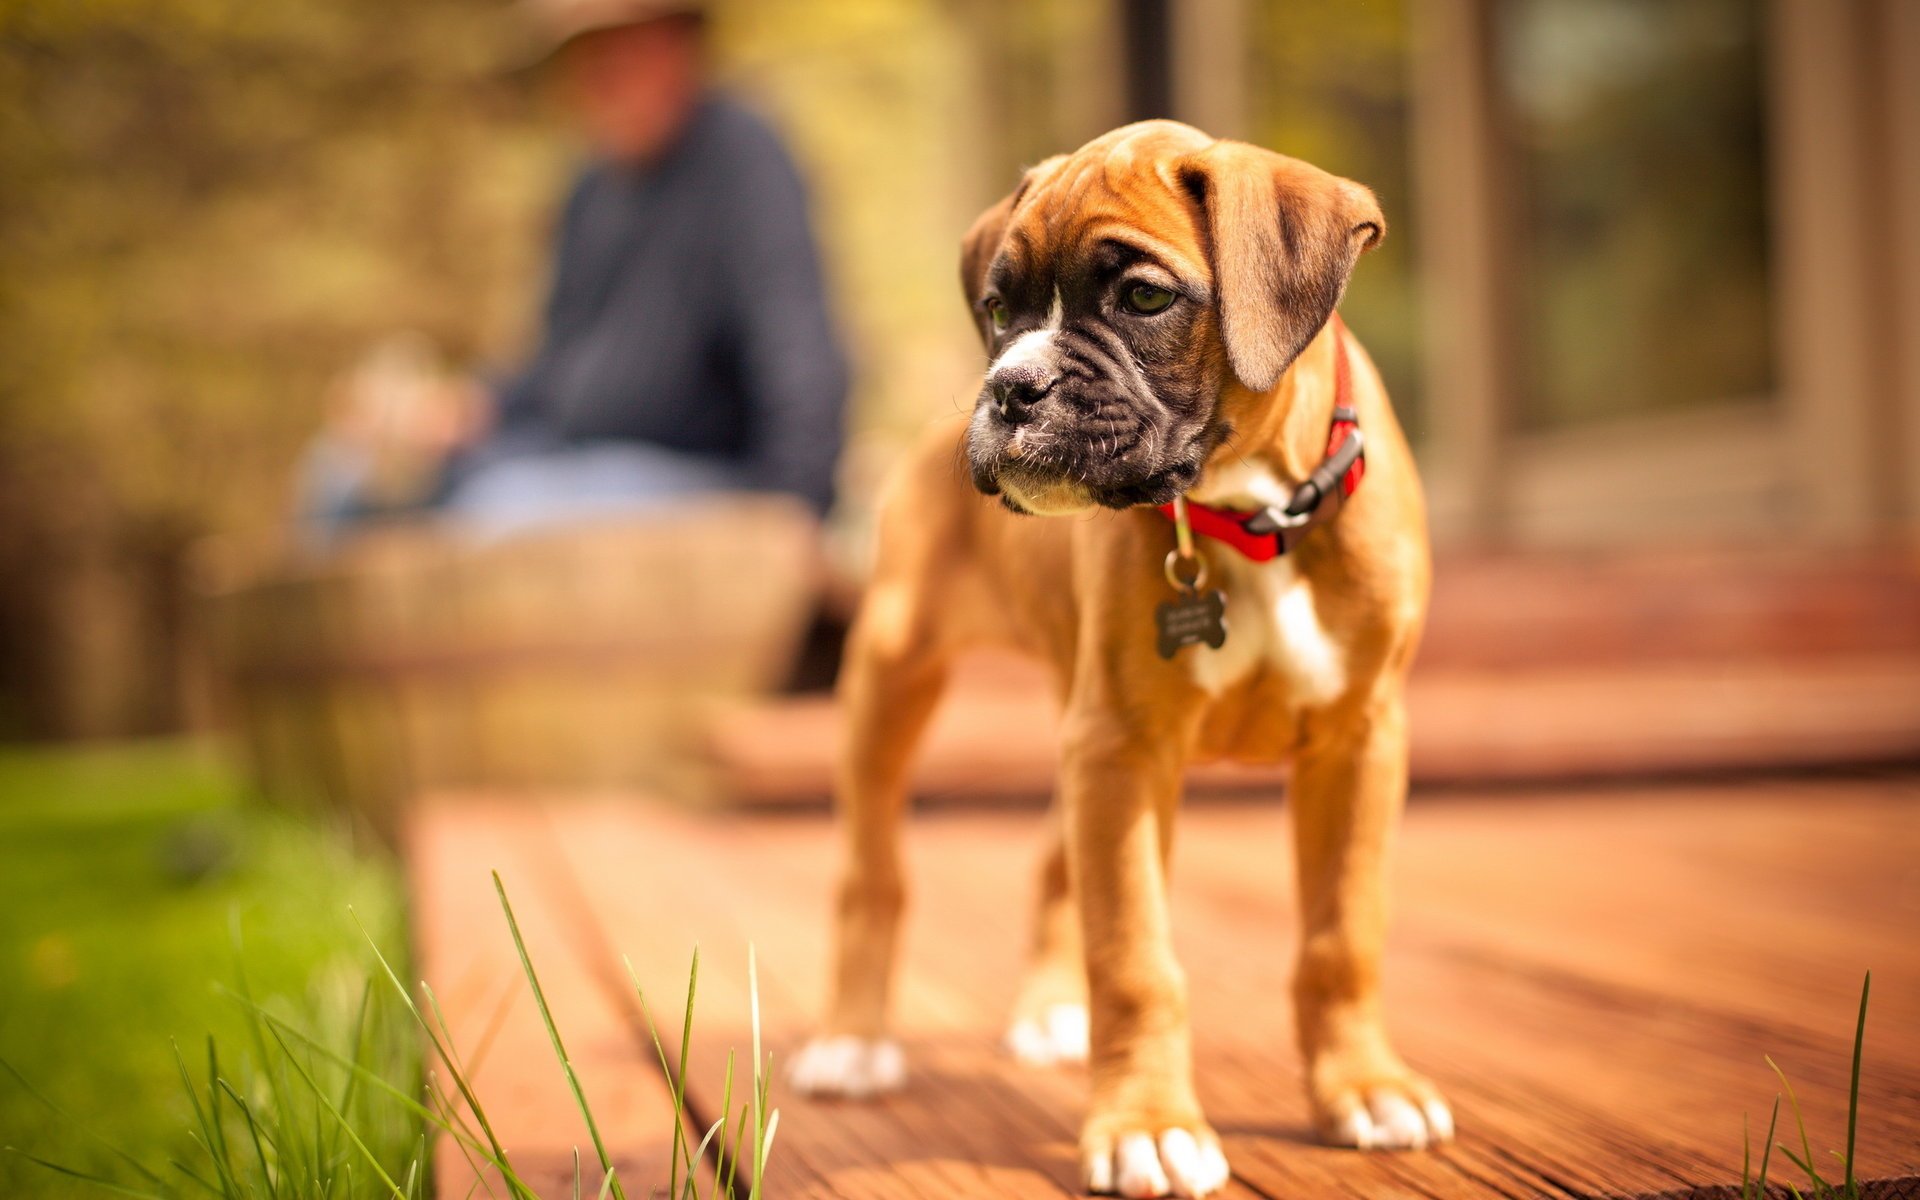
[
  {"x1": 1186, "y1": 556, "x2": 1348, "y2": 706},
  {"x1": 1181, "y1": 461, "x2": 1349, "y2": 706}
]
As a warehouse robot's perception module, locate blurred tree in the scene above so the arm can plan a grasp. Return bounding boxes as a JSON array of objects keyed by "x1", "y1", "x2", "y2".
[
  {"x1": 1249, "y1": 0, "x2": 1424, "y2": 442},
  {"x1": 0, "y1": 0, "x2": 563, "y2": 736}
]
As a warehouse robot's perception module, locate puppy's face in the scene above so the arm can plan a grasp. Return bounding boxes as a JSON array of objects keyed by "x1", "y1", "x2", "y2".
[{"x1": 959, "y1": 121, "x2": 1384, "y2": 516}]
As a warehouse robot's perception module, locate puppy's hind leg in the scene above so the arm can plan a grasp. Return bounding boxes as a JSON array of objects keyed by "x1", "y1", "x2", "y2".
[
  {"x1": 1005, "y1": 826, "x2": 1089, "y2": 1066},
  {"x1": 788, "y1": 578, "x2": 950, "y2": 1099}
]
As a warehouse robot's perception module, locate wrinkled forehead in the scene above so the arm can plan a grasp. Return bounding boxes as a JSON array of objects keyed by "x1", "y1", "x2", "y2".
[{"x1": 997, "y1": 124, "x2": 1213, "y2": 287}]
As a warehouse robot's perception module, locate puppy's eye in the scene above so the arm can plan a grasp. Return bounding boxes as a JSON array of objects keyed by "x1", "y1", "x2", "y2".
[
  {"x1": 984, "y1": 297, "x2": 1011, "y2": 332},
  {"x1": 1123, "y1": 283, "x2": 1176, "y2": 315}
]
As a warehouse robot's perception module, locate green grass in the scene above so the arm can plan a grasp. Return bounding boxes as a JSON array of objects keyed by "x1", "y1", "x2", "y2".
[
  {"x1": 1742, "y1": 971, "x2": 1873, "y2": 1200},
  {"x1": 0, "y1": 740, "x2": 410, "y2": 1198},
  {"x1": 1, "y1": 739, "x2": 778, "y2": 1200}
]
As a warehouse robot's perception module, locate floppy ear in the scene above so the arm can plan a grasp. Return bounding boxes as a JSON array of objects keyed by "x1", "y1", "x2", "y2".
[
  {"x1": 959, "y1": 156, "x2": 1067, "y2": 345},
  {"x1": 1180, "y1": 141, "x2": 1385, "y2": 393}
]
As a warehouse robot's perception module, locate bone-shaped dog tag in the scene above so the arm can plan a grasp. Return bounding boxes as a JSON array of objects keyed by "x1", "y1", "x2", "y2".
[{"x1": 1155, "y1": 588, "x2": 1228, "y2": 659}]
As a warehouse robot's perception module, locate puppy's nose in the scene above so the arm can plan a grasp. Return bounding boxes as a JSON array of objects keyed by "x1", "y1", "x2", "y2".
[{"x1": 990, "y1": 364, "x2": 1056, "y2": 425}]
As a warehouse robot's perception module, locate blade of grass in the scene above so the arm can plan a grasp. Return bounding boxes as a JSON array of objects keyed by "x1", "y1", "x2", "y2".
[
  {"x1": 1779, "y1": 1145, "x2": 1815, "y2": 1174},
  {"x1": 688, "y1": 1116, "x2": 728, "y2": 1200},
  {"x1": 1845, "y1": 972, "x2": 1869, "y2": 1200},
  {"x1": 261, "y1": 1020, "x2": 409, "y2": 1200},
  {"x1": 761, "y1": 1110, "x2": 780, "y2": 1170},
  {"x1": 167, "y1": 1141, "x2": 226, "y2": 1197},
  {"x1": 492, "y1": 871, "x2": 628, "y2": 1200},
  {"x1": 172, "y1": 1041, "x2": 239, "y2": 1198},
  {"x1": 202, "y1": 1039, "x2": 243, "y2": 1196},
  {"x1": 418, "y1": 975, "x2": 550, "y2": 1195},
  {"x1": 1, "y1": 1058, "x2": 171, "y2": 1191},
  {"x1": 403, "y1": 1151, "x2": 423, "y2": 1200},
  {"x1": 231, "y1": 994, "x2": 518, "y2": 1181},
  {"x1": 723, "y1": 1106, "x2": 750, "y2": 1198},
  {"x1": 416, "y1": 983, "x2": 535, "y2": 1176},
  {"x1": 451, "y1": 972, "x2": 521, "y2": 1084},
  {"x1": 213, "y1": 1076, "x2": 277, "y2": 1195},
  {"x1": 1758, "y1": 1095, "x2": 1780, "y2": 1200},
  {"x1": 749, "y1": 944, "x2": 765, "y2": 1200},
  {"x1": 621, "y1": 955, "x2": 696, "y2": 1184},
  {"x1": 1768, "y1": 1054, "x2": 1830, "y2": 1196},
  {"x1": 711, "y1": 1049, "x2": 736, "y2": 1196},
  {"x1": 164, "y1": 1144, "x2": 223, "y2": 1190},
  {"x1": 1743, "y1": 1111, "x2": 1753, "y2": 1200},
  {"x1": 671, "y1": 949, "x2": 700, "y2": 1198},
  {"x1": 3, "y1": 1149, "x2": 170, "y2": 1200},
  {"x1": 353, "y1": 911, "x2": 533, "y2": 1200},
  {"x1": 228, "y1": 916, "x2": 318, "y2": 1192},
  {"x1": 309, "y1": 1055, "x2": 327, "y2": 1190},
  {"x1": 333, "y1": 979, "x2": 380, "y2": 1162},
  {"x1": 427, "y1": 1068, "x2": 508, "y2": 1200},
  {"x1": 422, "y1": 982, "x2": 489, "y2": 1114}
]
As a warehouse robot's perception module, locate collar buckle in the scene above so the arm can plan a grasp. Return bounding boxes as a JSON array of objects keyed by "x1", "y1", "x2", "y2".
[{"x1": 1244, "y1": 506, "x2": 1312, "y2": 535}]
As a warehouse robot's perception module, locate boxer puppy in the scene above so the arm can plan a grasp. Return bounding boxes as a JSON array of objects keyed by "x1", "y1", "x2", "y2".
[{"x1": 790, "y1": 120, "x2": 1449, "y2": 1198}]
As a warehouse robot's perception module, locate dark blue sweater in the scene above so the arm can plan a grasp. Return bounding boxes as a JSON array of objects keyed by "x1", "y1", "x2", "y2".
[{"x1": 487, "y1": 93, "x2": 849, "y2": 515}]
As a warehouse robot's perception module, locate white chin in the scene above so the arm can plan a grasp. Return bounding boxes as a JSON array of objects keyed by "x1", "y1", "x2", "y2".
[{"x1": 1001, "y1": 477, "x2": 1097, "y2": 516}]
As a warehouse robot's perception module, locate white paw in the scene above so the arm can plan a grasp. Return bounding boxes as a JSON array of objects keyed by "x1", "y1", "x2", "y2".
[
  {"x1": 1322, "y1": 1085, "x2": 1454, "y2": 1151},
  {"x1": 1004, "y1": 1002, "x2": 1089, "y2": 1066},
  {"x1": 1084, "y1": 1129, "x2": 1230, "y2": 1198},
  {"x1": 786, "y1": 1035, "x2": 906, "y2": 1099}
]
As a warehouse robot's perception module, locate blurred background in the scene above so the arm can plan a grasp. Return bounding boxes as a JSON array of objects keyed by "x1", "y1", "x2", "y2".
[
  {"x1": 3, "y1": 0, "x2": 1919, "y2": 1190},
  {"x1": 1, "y1": 0, "x2": 1917, "y2": 746}
]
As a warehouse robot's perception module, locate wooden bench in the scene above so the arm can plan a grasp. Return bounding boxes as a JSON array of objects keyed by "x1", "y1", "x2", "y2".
[{"x1": 193, "y1": 497, "x2": 822, "y2": 839}]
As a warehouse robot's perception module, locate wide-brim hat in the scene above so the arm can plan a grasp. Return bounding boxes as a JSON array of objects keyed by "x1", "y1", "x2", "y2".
[{"x1": 509, "y1": 0, "x2": 707, "y2": 71}]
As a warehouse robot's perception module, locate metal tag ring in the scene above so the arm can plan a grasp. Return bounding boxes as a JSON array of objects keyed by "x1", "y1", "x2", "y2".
[{"x1": 1164, "y1": 548, "x2": 1208, "y2": 592}]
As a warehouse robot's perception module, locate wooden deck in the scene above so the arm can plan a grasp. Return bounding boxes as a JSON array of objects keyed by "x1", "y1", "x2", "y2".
[
  {"x1": 411, "y1": 774, "x2": 1920, "y2": 1199},
  {"x1": 708, "y1": 654, "x2": 1920, "y2": 805}
]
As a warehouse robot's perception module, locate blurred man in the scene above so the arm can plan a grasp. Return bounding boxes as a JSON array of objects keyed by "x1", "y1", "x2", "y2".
[{"x1": 301, "y1": 0, "x2": 848, "y2": 540}]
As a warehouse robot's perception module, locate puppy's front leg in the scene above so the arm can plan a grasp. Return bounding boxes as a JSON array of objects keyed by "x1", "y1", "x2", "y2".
[
  {"x1": 1290, "y1": 688, "x2": 1452, "y2": 1150},
  {"x1": 1064, "y1": 710, "x2": 1229, "y2": 1199}
]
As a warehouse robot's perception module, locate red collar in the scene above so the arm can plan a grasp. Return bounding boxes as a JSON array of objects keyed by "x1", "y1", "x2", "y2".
[{"x1": 1155, "y1": 314, "x2": 1364, "y2": 562}]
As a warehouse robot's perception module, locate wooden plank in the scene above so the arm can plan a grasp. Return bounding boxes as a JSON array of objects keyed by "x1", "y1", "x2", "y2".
[
  {"x1": 1417, "y1": 551, "x2": 1920, "y2": 671},
  {"x1": 538, "y1": 800, "x2": 1091, "y2": 1199},
  {"x1": 1165, "y1": 780, "x2": 1920, "y2": 1197},
  {"x1": 708, "y1": 653, "x2": 1920, "y2": 807},
  {"x1": 505, "y1": 777, "x2": 1920, "y2": 1198}
]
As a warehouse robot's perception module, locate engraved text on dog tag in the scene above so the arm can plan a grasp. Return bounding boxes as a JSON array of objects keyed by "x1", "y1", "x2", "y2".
[{"x1": 1155, "y1": 588, "x2": 1228, "y2": 659}]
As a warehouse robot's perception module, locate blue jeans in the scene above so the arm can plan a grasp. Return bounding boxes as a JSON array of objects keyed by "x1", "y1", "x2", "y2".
[{"x1": 298, "y1": 439, "x2": 743, "y2": 546}]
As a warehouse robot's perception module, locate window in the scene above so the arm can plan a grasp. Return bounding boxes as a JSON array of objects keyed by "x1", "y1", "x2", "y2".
[{"x1": 1496, "y1": 0, "x2": 1774, "y2": 430}]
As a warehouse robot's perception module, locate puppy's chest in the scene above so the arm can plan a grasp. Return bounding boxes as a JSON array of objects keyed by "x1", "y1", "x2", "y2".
[
  {"x1": 1184, "y1": 556, "x2": 1348, "y2": 709},
  {"x1": 1179, "y1": 463, "x2": 1351, "y2": 716}
]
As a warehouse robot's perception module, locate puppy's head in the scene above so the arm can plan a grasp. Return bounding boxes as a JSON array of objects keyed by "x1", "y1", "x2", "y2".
[{"x1": 959, "y1": 121, "x2": 1384, "y2": 515}]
